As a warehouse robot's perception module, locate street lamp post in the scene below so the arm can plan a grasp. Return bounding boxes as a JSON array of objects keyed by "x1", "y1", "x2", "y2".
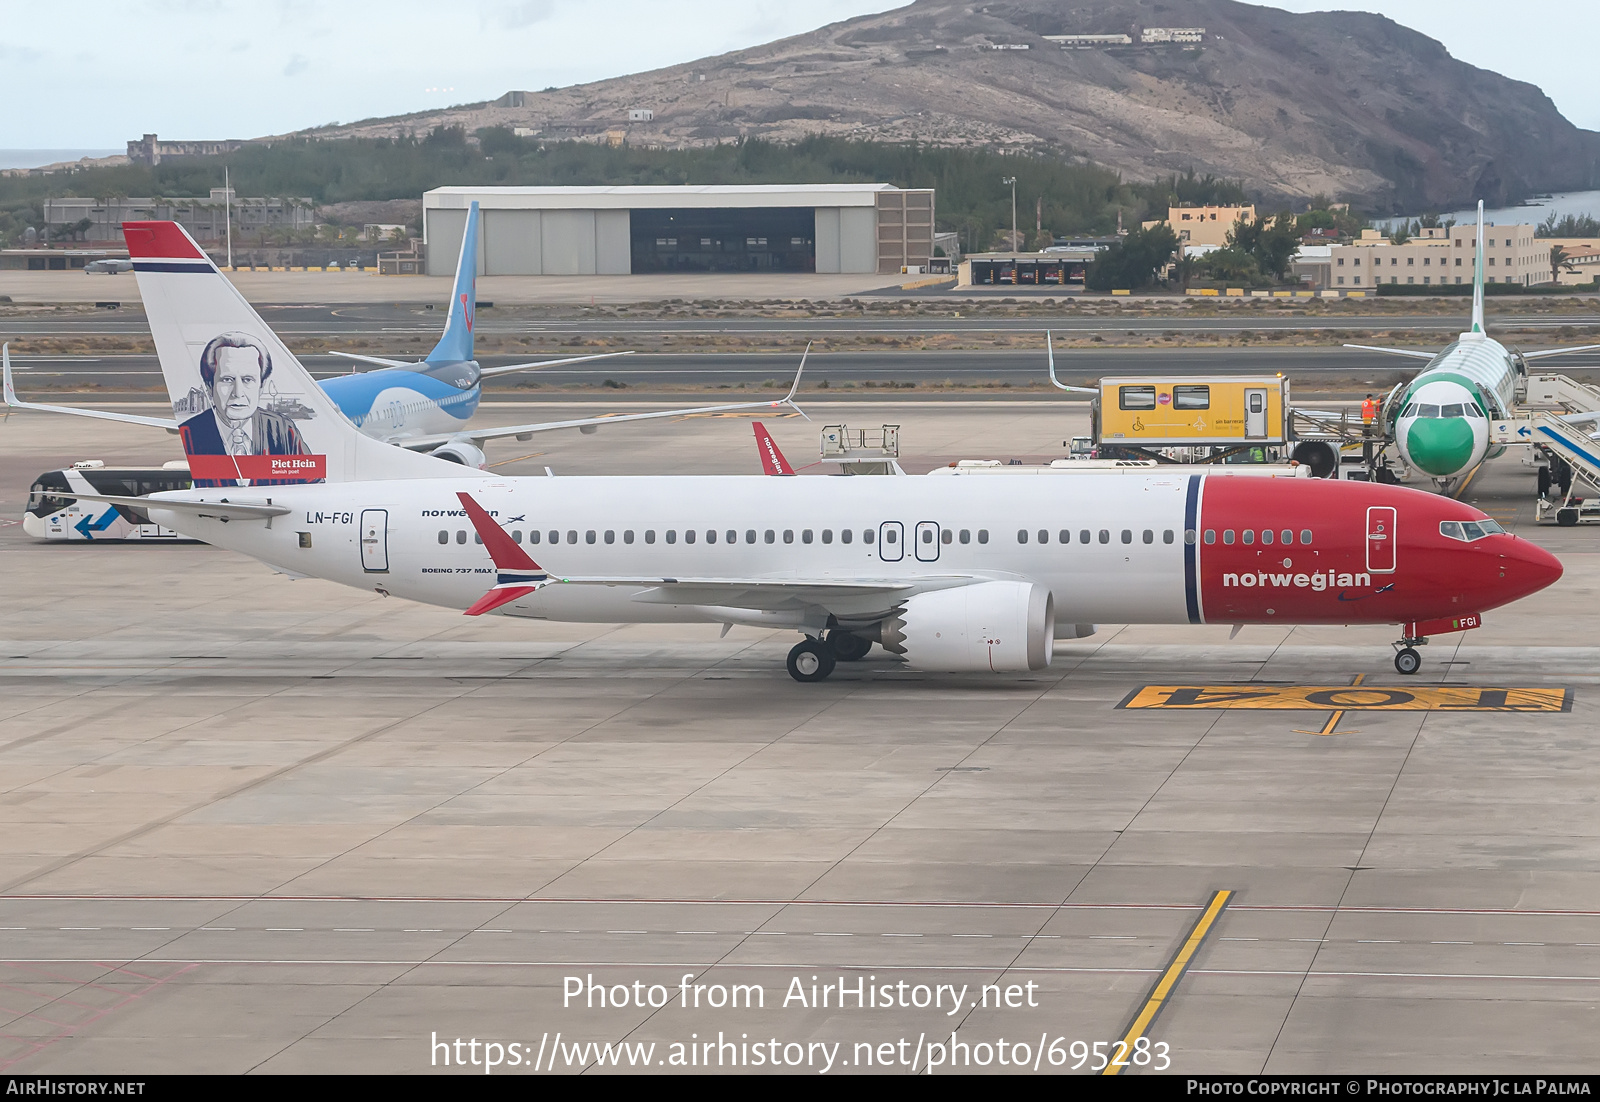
[{"x1": 1002, "y1": 176, "x2": 1017, "y2": 251}]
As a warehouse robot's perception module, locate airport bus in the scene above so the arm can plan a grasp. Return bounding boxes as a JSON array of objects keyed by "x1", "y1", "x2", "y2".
[{"x1": 24, "y1": 460, "x2": 195, "y2": 541}]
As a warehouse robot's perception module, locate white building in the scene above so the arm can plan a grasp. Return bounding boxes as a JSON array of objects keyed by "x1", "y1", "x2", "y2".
[{"x1": 422, "y1": 184, "x2": 934, "y2": 276}]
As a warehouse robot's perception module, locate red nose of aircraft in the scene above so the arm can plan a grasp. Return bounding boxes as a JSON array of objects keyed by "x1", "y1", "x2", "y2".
[{"x1": 1486, "y1": 537, "x2": 1564, "y2": 608}]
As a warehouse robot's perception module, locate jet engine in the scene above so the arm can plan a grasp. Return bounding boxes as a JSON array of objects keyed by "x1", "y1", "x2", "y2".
[
  {"x1": 430, "y1": 440, "x2": 488, "y2": 468},
  {"x1": 878, "y1": 581, "x2": 1054, "y2": 672}
]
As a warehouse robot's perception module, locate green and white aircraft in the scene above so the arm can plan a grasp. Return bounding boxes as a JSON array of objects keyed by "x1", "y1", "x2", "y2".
[{"x1": 1346, "y1": 202, "x2": 1600, "y2": 489}]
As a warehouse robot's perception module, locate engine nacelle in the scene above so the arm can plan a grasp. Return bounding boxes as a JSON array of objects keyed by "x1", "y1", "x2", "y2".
[
  {"x1": 430, "y1": 440, "x2": 487, "y2": 469},
  {"x1": 879, "y1": 581, "x2": 1054, "y2": 672}
]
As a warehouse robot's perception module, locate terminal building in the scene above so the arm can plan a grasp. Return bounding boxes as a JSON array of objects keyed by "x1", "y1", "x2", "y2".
[{"x1": 421, "y1": 184, "x2": 934, "y2": 276}]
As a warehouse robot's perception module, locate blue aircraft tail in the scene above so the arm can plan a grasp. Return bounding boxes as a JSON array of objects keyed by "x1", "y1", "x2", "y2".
[{"x1": 427, "y1": 200, "x2": 479, "y2": 364}]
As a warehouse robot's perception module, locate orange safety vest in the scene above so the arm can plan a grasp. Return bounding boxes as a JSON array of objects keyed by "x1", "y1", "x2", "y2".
[{"x1": 1361, "y1": 397, "x2": 1377, "y2": 423}]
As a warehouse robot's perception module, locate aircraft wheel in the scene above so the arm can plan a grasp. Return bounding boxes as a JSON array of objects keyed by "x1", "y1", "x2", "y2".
[
  {"x1": 826, "y1": 629, "x2": 872, "y2": 662},
  {"x1": 1557, "y1": 507, "x2": 1580, "y2": 527},
  {"x1": 787, "y1": 639, "x2": 837, "y2": 683},
  {"x1": 1394, "y1": 647, "x2": 1422, "y2": 676}
]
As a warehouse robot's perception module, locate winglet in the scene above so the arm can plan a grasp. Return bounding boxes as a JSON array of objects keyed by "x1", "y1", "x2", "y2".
[
  {"x1": 428, "y1": 201, "x2": 479, "y2": 365},
  {"x1": 2, "y1": 344, "x2": 16, "y2": 407},
  {"x1": 456, "y1": 490, "x2": 549, "y2": 615},
  {"x1": 1469, "y1": 200, "x2": 1486, "y2": 338},
  {"x1": 771, "y1": 342, "x2": 810, "y2": 420},
  {"x1": 752, "y1": 422, "x2": 795, "y2": 475},
  {"x1": 1046, "y1": 331, "x2": 1099, "y2": 393}
]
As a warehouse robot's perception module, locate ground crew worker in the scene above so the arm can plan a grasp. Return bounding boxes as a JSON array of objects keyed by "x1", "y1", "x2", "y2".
[{"x1": 1361, "y1": 393, "x2": 1378, "y2": 425}]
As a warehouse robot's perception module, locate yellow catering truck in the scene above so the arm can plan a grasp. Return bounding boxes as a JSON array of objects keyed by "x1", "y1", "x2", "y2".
[{"x1": 1093, "y1": 376, "x2": 1289, "y2": 448}]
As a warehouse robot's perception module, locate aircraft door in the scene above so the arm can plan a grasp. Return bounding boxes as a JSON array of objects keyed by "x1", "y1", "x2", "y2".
[
  {"x1": 914, "y1": 520, "x2": 940, "y2": 562},
  {"x1": 879, "y1": 521, "x2": 904, "y2": 562},
  {"x1": 1366, "y1": 506, "x2": 1396, "y2": 574},
  {"x1": 360, "y1": 508, "x2": 390, "y2": 573},
  {"x1": 1245, "y1": 388, "x2": 1268, "y2": 438}
]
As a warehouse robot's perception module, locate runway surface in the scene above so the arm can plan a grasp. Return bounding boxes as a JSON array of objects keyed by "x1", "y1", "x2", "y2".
[{"x1": 1, "y1": 407, "x2": 1597, "y2": 1074}]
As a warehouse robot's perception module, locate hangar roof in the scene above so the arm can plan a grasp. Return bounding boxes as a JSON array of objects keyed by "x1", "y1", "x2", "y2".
[{"x1": 424, "y1": 184, "x2": 900, "y2": 210}]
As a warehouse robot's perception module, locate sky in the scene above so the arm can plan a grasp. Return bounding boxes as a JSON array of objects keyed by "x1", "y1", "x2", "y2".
[{"x1": 1, "y1": 0, "x2": 1596, "y2": 153}]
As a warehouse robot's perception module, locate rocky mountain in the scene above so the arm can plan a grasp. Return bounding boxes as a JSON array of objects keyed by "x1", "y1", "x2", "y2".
[{"x1": 299, "y1": 0, "x2": 1600, "y2": 211}]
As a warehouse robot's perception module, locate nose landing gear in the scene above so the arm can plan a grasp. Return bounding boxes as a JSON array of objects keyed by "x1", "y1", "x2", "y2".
[
  {"x1": 787, "y1": 637, "x2": 837, "y2": 682},
  {"x1": 1392, "y1": 633, "x2": 1428, "y2": 675}
]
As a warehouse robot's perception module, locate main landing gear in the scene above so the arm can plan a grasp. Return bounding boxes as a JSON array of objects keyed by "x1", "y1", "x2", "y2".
[
  {"x1": 787, "y1": 638, "x2": 836, "y2": 682},
  {"x1": 1392, "y1": 634, "x2": 1427, "y2": 676},
  {"x1": 787, "y1": 630, "x2": 875, "y2": 682}
]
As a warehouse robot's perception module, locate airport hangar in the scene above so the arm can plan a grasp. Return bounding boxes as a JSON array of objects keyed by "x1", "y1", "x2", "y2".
[{"x1": 421, "y1": 184, "x2": 934, "y2": 277}]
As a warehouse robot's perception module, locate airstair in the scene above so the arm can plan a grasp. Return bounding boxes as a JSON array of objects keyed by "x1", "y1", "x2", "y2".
[{"x1": 1492, "y1": 373, "x2": 1600, "y2": 525}]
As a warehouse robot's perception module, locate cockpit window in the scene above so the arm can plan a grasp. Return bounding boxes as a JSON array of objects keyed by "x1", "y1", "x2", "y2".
[
  {"x1": 1468, "y1": 402, "x2": 1485, "y2": 418},
  {"x1": 1440, "y1": 519, "x2": 1506, "y2": 542},
  {"x1": 1441, "y1": 403, "x2": 1466, "y2": 418},
  {"x1": 1418, "y1": 404, "x2": 1441, "y2": 418},
  {"x1": 1401, "y1": 402, "x2": 1418, "y2": 417}
]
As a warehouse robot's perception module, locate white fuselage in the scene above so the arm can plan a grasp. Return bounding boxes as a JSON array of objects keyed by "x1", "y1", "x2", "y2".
[{"x1": 152, "y1": 474, "x2": 1199, "y2": 629}]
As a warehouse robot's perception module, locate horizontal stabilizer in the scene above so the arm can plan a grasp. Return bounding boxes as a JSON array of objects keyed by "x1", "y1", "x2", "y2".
[
  {"x1": 328, "y1": 351, "x2": 415, "y2": 370},
  {"x1": 478, "y1": 350, "x2": 635, "y2": 377},
  {"x1": 56, "y1": 490, "x2": 290, "y2": 520},
  {"x1": 4, "y1": 345, "x2": 178, "y2": 429},
  {"x1": 1343, "y1": 343, "x2": 1437, "y2": 361}
]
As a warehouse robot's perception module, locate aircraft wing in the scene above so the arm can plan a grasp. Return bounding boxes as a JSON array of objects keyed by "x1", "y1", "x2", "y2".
[
  {"x1": 1342, "y1": 343, "x2": 1438, "y2": 360},
  {"x1": 478, "y1": 350, "x2": 635, "y2": 378},
  {"x1": 4, "y1": 345, "x2": 178, "y2": 430},
  {"x1": 1521, "y1": 344, "x2": 1600, "y2": 361},
  {"x1": 398, "y1": 346, "x2": 810, "y2": 451},
  {"x1": 52, "y1": 490, "x2": 290, "y2": 521}
]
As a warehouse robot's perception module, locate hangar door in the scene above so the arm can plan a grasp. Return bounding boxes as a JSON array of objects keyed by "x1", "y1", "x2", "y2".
[{"x1": 631, "y1": 208, "x2": 815, "y2": 273}]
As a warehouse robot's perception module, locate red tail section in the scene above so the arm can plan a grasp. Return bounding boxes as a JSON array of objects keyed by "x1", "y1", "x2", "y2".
[{"x1": 753, "y1": 422, "x2": 795, "y2": 475}]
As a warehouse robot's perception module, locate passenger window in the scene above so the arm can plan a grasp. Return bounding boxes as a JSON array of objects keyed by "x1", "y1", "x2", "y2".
[
  {"x1": 604, "y1": 530, "x2": 614, "y2": 545},
  {"x1": 746, "y1": 530, "x2": 757, "y2": 544},
  {"x1": 1203, "y1": 530, "x2": 1215, "y2": 544},
  {"x1": 1173, "y1": 384, "x2": 1210, "y2": 410},
  {"x1": 1281, "y1": 529, "x2": 1292, "y2": 545},
  {"x1": 1242, "y1": 530, "x2": 1254, "y2": 545},
  {"x1": 1299, "y1": 530, "x2": 1312, "y2": 545},
  {"x1": 1121, "y1": 530, "x2": 1132, "y2": 544},
  {"x1": 865, "y1": 529, "x2": 876, "y2": 544},
  {"x1": 823, "y1": 529, "x2": 834, "y2": 544},
  {"x1": 438, "y1": 530, "x2": 448, "y2": 545},
  {"x1": 921, "y1": 528, "x2": 934, "y2": 544},
  {"x1": 959, "y1": 529, "x2": 971, "y2": 544},
  {"x1": 513, "y1": 530, "x2": 523, "y2": 544},
  {"x1": 783, "y1": 530, "x2": 794, "y2": 544},
  {"x1": 1143, "y1": 529, "x2": 1153, "y2": 544},
  {"x1": 978, "y1": 530, "x2": 989, "y2": 544},
  {"x1": 1038, "y1": 530, "x2": 1049, "y2": 544},
  {"x1": 531, "y1": 530, "x2": 542, "y2": 545},
  {"x1": 1059, "y1": 530, "x2": 1070, "y2": 544},
  {"x1": 1182, "y1": 530, "x2": 1193, "y2": 544},
  {"x1": 456, "y1": 531, "x2": 467, "y2": 544},
  {"x1": 684, "y1": 530, "x2": 696, "y2": 544},
  {"x1": 624, "y1": 530, "x2": 634, "y2": 545},
  {"x1": 1223, "y1": 530, "x2": 1235, "y2": 545},
  {"x1": 1018, "y1": 529, "x2": 1029, "y2": 544},
  {"x1": 586, "y1": 530, "x2": 596, "y2": 544},
  {"x1": 1120, "y1": 385, "x2": 1157, "y2": 410},
  {"x1": 1260, "y1": 529, "x2": 1273, "y2": 545},
  {"x1": 474, "y1": 533, "x2": 483, "y2": 545},
  {"x1": 567, "y1": 530, "x2": 578, "y2": 545},
  {"x1": 666, "y1": 530, "x2": 677, "y2": 544},
  {"x1": 803, "y1": 529, "x2": 814, "y2": 544},
  {"x1": 941, "y1": 530, "x2": 953, "y2": 544},
  {"x1": 765, "y1": 530, "x2": 776, "y2": 544},
  {"x1": 548, "y1": 531, "x2": 558, "y2": 545},
  {"x1": 1079, "y1": 530, "x2": 1090, "y2": 544},
  {"x1": 725, "y1": 530, "x2": 735, "y2": 544},
  {"x1": 706, "y1": 530, "x2": 717, "y2": 544},
  {"x1": 645, "y1": 530, "x2": 656, "y2": 544},
  {"x1": 842, "y1": 529, "x2": 852, "y2": 544}
]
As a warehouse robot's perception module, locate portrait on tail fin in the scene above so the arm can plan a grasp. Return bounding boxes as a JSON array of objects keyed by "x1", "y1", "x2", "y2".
[{"x1": 178, "y1": 332, "x2": 323, "y2": 487}]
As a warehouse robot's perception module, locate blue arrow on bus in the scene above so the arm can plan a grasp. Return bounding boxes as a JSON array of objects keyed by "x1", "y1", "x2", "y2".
[{"x1": 74, "y1": 508, "x2": 121, "y2": 540}]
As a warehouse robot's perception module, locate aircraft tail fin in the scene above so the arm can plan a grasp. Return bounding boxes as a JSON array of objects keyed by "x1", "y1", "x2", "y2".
[
  {"x1": 1469, "y1": 200, "x2": 1486, "y2": 336},
  {"x1": 125, "y1": 220, "x2": 470, "y2": 485},
  {"x1": 753, "y1": 421, "x2": 796, "y2": 475},
  {"x1": 427, "y1": 200, "x2": 479, "y2": 365}
]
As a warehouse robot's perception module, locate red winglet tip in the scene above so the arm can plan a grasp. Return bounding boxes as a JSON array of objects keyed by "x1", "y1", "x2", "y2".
[{"x1": 122, "y1": 221, "x2": 206, "y2": 260}]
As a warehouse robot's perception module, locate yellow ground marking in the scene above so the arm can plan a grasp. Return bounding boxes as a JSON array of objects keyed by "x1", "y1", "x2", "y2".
[
  {"x1": 487, "y1": 452, "x2": 545, "y2": 469},
  {"x1": 1293, "y1": 673, "x2": 1364, "y2": 735},
  {"x1": 1450, "y1": 463, "x2": 1483, "y2": 500},
  {"x1": 1103, "y1": 889, "x2": 1233, "y2": 1076},
  {"x1": 1118, "y1": 685, "x2": 1571, "y2": 712}
]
